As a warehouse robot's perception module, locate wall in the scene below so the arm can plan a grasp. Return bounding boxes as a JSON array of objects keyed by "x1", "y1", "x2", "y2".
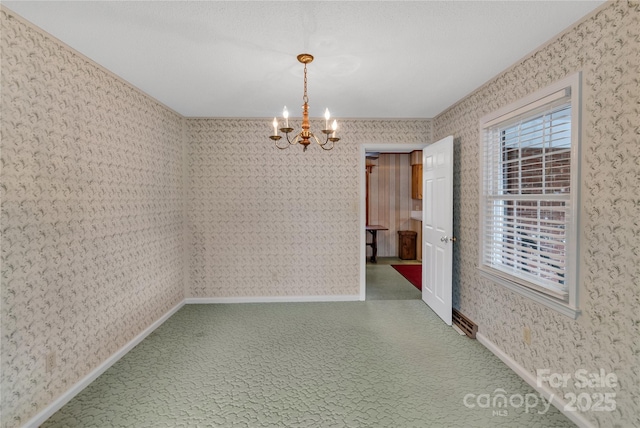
[
  {"x1": 186, "y1": 119, "x2": 431, "y2": 298},
  {"x1": 0, "y1": 9, "x2": 185, "y2": 427},
  {"x1": 6, "y1": 1, "x2": 636, "y2": 427},
  {"x1": 433, "y1": 1, "x2": 639, "y2": 426},
  {"x1": 367, "y1": 153, "x2": 414, "y2": 258},
  {"x1": 0, "y1": 10, "x2": 432, "y2": 420}
]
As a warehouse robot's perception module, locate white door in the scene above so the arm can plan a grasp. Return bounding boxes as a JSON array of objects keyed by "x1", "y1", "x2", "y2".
[{"x1": 422, "y1": 136, "x2": 454, "y2": 325}]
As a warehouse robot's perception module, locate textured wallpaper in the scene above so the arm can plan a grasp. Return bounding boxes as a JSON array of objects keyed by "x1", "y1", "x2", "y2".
[
  {"x1": 0, "y1": 8, "x2": 431, "y2": 423},
  {"x1": 1, "y1": 9, "x2": 185, "y2": 427},
  {"x1": 186, "y1": 119, "x2": 431, "y2": 298},
  {"x1": 433, "y1": 1, "x2": 640, "y2": 426},
  {"x1": 4, "y1": 1, "x2": 637, "y2": 427}
]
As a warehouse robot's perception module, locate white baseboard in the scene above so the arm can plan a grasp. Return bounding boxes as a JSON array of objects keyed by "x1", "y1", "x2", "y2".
[
  {"x1": 476, "y1": 332, "x2": 594, "y2": 428},
  {"x1": 185, "y1": 295, "x2": 362, "y2": 304},
  {"x1": 24, "y1": 300, "x2": 185, "y2": 428}
]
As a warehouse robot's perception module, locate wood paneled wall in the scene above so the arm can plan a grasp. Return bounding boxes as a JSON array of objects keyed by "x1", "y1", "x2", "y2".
[{"x1": 367, "y1": 153, "x2": 421, "y2": 258}]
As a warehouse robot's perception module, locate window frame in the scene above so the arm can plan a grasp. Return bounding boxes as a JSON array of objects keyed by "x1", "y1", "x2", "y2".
[{"x1": 478, "y1": 73, "x2": 582, "y2": 319}]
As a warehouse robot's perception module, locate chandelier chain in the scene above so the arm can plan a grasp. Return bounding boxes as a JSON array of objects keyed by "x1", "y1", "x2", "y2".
[{"x1": 303, "y1": 63, "x2": 309, "y2": 104}]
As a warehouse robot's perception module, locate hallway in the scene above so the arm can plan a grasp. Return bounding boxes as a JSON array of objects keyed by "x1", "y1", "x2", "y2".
[{"x1": 366, "y1": 257, "x2": 422, "y2": 301}]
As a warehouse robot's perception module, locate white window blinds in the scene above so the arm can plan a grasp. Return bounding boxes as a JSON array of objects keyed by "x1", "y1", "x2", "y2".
[{"x1": 481, "y1": 91, "x2": 572, "y2": 299}]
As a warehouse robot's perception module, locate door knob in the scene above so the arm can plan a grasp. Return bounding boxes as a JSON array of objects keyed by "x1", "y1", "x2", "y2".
[{"x1": 440, "y1": 236, "x2": 449, "y2": 243}]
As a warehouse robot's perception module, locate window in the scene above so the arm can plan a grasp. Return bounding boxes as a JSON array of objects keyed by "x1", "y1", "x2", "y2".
[{"x1": 479, "y1": 74, "x2": 581, "y2": 318}]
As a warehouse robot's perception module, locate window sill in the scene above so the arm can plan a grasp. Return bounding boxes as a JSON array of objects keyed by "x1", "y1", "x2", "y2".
[{"x1": 478, "y1": 267, "x2": 580, "y2": 319}]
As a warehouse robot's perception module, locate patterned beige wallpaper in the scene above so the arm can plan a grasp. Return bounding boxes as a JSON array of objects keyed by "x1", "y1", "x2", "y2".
[
  {"x1": 1, "y1": 9, "x2": 185, "y2": 426},
  {"x1": 433, "y1": 1, "x2": 639, "y2": 426},
  {"x1": 4, "y1": 0, "x2": 637, "y2": 427},
  {"x1": 186, "y1": 118, "x2": 431, "y2": 298},
  {"x1": 0, "y1": 8, "x2": 431, "y2": 423}
]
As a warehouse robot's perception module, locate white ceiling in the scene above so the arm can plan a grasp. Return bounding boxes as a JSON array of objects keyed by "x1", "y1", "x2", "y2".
[{"x1": 4, "y1": 1, "x2": 605, "y2": 119}]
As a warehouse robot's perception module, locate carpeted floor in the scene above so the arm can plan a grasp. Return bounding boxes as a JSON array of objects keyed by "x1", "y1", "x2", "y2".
[
  {"x1": 42, "y1": 302, "x2": 574, "y2": 427},
  {"x1": 365, "y1": 264, "x2": 422, "y2": 301},
  {"x1": 391, "y1": 264, "x2": 422, "y2": 291}
]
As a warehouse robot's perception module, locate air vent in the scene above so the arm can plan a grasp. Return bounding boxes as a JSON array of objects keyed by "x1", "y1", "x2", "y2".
[{"x1": 452, "y1": 309, "x2": 477, "y2": 339}]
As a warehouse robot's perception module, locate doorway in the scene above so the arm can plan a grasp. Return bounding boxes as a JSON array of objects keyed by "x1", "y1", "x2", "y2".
[{"x1": 359, "y1": 143, "x2": 428, "y2": 300}]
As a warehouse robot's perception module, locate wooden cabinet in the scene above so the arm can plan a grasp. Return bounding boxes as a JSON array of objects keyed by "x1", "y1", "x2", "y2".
[
  {"x1": 411, "y1": 150, "x2": 423, "y2": 200},
  {"x1": 411, "y1": 165, "x2": 423, "y2": 199},
  {"x1": 398, "y1": 230, "x2": 417, "y2": 260}
]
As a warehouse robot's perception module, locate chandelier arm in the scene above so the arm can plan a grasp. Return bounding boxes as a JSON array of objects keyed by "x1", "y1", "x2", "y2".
[
  {"x1": 319, "y1": 140, "x2": 335, "y2": 151},
  {"x1": 275, "y1": 138, "x2": 289, "y2": 150},
  {"x1": 318, "y1": 134, "x2": 330, "y2": 146},
  {"x1": 289, "y1": 132, "x2": 303, "y2": 146},
  {"x1": 309, "y1": 132, "x2": 320, "y2": 146},
  {"x1": 279, "y1": 129, "x2": 297, "y2": 146},
  {"x1": 311, "y1": 131, "x2": 340, "y2": 150},
  {"x1": 317, "y1": 132, "x2": 333, "y2": 147},
  {"x1": 275, "y1": 129, "x2": 302, "y2": 149},
  {"x1": 314, "y1": 132, "x2": 331, "y2": 149},
  {"x1": 318, "y1": 133, "x2": 338, "y2": 150}
]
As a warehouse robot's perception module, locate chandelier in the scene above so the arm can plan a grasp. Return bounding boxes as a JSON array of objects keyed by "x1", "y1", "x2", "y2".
[{"x1": 270, "y1": 53, "x2": 340, "y2": 151}]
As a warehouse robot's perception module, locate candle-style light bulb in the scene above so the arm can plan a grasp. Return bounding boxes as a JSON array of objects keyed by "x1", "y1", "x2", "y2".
[
  {"x1": 273, "y1": 117, "x2": 278, "y2": 136},
  {"x1": 283, "y1": 106, "x2": 289, "y2": 127},
  {"x1": 331, "y1": 119, "x2": 338, "y2": 138},
  {"x1": 324, "y1": 108, "x2": 330, "y2": 129}
]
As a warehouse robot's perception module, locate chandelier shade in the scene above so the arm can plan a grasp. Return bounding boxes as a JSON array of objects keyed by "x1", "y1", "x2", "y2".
[{"x1": 270, "y1": 54, "x2": 340, "y2": 151}]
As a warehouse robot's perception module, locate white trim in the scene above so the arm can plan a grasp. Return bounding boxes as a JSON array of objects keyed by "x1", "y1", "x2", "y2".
[
  {"x1": 24, "y1": 300, "x2": 185, "y2": 428},
  {"x1": 482, "y1": 88, "x2": 569, "y2": 128},
  {"x1": 478, "y1": 269, "x2": 580, "y2": 319},
  {"x1": 185, "y1": 295, "x2": 361, "y2": 304},
  {"x1": 361, "y1": 143, "x2": 427, "y2": 153},
  {"x1": 476, "y1": 333, "x2": 594, "y2": 428},
  {"x1": 359, "y1": 144, "x2": 368, "y2": 301},
  {"x1": 567, "y1": 74, "x2": 582, "y2": 312},
  {"x1": 480, "y1": 74, "x2": 579, "y2": 128}
]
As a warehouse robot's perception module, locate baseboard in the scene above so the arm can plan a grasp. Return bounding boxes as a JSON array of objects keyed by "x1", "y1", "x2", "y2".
[
  {"x1": 24, "y1": 300, "x2": 185, "y2": 428},
  {"x1": 476, "y1": 332, "x2": 594, "y2": 428},
  {"x1": 186, "y1": 295, "x2": 362, "y2": 304}
]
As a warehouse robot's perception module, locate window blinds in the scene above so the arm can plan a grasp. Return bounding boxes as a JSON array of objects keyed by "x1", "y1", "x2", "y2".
[{"x1": 481, "y1": 98, "x2": 572, "y2": 299}]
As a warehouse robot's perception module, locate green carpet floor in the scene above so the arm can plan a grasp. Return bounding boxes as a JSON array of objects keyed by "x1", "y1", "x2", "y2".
[
  {"x1": 42, "y1": 298, "x2": 574, "y2": 427},
  {"x1": 365, "y1": 263, "x2": 422, "y2": 301}
]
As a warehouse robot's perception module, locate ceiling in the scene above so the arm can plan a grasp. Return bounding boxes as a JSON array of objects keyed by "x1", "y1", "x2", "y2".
[{"x1": 4, "y1": 1, "x2": 605, "y2": 119}]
